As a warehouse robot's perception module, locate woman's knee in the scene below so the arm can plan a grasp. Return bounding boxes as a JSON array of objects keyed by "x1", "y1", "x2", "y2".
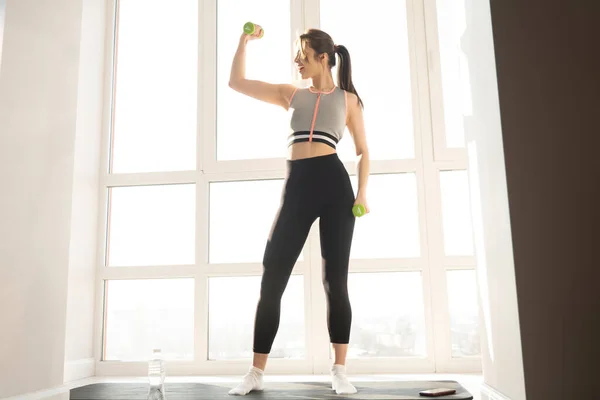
[
  {"x1": 260, "y1": 273, "x2": 288, "y2": 301},
  {"x1": 323, "y1": 277, "x2": 349, "y2": 302}
]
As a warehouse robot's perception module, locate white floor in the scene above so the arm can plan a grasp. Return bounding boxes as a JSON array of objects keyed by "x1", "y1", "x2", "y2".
[{"x1": 51, "y1": 373, "x2": 484, "y2": 400}]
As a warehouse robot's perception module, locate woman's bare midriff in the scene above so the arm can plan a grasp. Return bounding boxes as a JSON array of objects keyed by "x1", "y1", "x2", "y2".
[{"x1": 288, "y1": 142, "x2": 336, "y2": 160}]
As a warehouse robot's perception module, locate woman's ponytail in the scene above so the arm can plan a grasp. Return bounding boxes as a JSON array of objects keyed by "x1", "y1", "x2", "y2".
[{"x1": 335, "y1": 44, "x2": 363, "y2": 108}]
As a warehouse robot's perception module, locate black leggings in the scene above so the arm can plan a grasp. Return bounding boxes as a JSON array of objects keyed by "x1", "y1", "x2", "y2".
[{"x1": 253, "y1": 153, "x2": 356, "y2": 354}]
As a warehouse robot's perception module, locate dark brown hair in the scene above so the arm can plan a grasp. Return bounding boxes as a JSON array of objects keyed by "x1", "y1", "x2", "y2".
[{"x1": 299, "y1": 29, "x2": 363, "y2": 108}]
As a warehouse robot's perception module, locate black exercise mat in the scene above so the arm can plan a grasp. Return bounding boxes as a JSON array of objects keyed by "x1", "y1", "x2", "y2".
[{"x1": 70, "y1": 380, "x2": 473, "y2": 399}]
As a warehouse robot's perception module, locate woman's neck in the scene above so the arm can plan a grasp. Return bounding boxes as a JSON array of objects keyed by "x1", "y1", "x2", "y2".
[{"x1": 311, "y1": 73, "x2": 335, "y2": 91}]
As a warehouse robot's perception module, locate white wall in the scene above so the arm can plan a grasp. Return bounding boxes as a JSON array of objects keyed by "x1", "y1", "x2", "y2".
[
  {"x1": 63, "y1": 0, "x2": 106, "y2": 383},
  {"x1": 0, "y1": 0, "x2": 6, "y2": 66},
  {"x1": 462, "y1": 0, "x2": 526, "y2": 399},
  {"x1": 0, "y1": 0, "x2": 104, "y2": 397}
]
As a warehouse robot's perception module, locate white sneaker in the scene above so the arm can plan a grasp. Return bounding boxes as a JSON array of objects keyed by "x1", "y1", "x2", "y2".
[
  {"x1": 228, "y1": 366, "x2": 264, "y2": 396},
  {"x1": 331, "y1": 364, "x2": 357, "y2": 395}
]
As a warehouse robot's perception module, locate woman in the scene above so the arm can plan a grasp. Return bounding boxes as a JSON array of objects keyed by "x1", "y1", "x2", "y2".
[{"x1": 228, "y1": 26, "x2": 370, "y2": 396}]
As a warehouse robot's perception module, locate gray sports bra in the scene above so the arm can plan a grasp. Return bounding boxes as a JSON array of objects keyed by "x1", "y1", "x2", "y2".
[{"x1": 288, "y1": 86, "x2": 348, "y2": 149}]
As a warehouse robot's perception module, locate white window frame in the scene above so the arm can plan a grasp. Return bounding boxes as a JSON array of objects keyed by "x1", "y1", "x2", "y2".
[
  {"x1": 421, "y1": 0, "x2": 480, "y2": 373},
  {"x1": 423, "y1": 0, "x2": 469, "y2": 163},
  {"x1": 93, "y1": 0, "x2": 482, "y2": 377}
]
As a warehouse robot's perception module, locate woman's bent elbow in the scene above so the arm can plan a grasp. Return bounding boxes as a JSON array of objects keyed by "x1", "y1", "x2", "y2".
[{"x1": 229, "y1": 79, "x2": 247, "y2": 93}]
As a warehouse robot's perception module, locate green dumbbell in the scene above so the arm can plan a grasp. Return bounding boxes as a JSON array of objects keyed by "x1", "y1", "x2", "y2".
[
  {"x1": 352, "y1": 204, "x2": 366, "y2": 218},
  {"x1": 243, "y1": 22, "x2": 264, "y2": 38}
]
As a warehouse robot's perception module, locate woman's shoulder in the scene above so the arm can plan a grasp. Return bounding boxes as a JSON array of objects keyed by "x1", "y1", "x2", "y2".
[
  {"x1": 292, "y1": 85, "x2": 310, "y2": 93},
  {"x1": 289, "y1": 86, "x2": 311, "y2": 100},
  {"x1": 342, "y1": 89, "x2": 357, "y2": 101},
  {"x1": 340, "y1": 88, "x2": 358, "y2": 107},
  {"x1": 342, "y1": 90, "x2": 359, "y2": 107}
]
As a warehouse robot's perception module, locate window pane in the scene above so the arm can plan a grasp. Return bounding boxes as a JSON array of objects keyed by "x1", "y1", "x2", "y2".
[
  {"x1": 107, "y1": 184, "x2": 195, "y2": 266},
  {"x1": 321, "y1": 0, "x2": 414, "y2": 161},
  {"x1": 208, "y1": 276, "x2": 305, "y2": 360},
  {"x1": 440, "y1": 170, "x2": 474, "y2": 255},
  {"x1": 447, "y1": 270, "x2": 481, "y2": 357},
  {"x1": 111, "y1": 0, "x2": 198, "y2": 173},
  {"x1": 216, "y1": 0, "x2": 291, "y2": 160},
  {"x1": 103, "y1": 279, "x2": 194, "y2": 361},
  {"x1": 350, "y1": 174, "x2": 420, "y2": 259},
  {"x1": 348, "y1": 272, "x2": 427, "y2": 358},
  {"x1": 209, "y1": 179, "x2": 305, "y2": 264},
  {"x1": 435, "y1": 0, "x2": 469, "y2": 148}
]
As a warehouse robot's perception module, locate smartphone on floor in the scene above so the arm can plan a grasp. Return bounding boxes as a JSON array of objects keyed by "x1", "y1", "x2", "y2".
[{"x1": 419, "y1": 388, "x2": 457, "y2": 397}]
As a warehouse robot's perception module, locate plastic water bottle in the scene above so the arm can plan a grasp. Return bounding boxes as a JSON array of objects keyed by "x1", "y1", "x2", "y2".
[{"x1": 147, "y1": 349, "x2": 166, "y2": 400}]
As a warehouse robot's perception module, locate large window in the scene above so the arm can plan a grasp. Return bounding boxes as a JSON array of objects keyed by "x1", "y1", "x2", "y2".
[
  {"x1": 216, "y1": 0, "x2": 292, "y2": 161},
  {"x1": 440, "y1": 170, "x2": 474, "y2": 256},
  {"x1": 107, "y1": 184, "x2": 196, "y2": 267},
  {"x1": 97, "y1": 0, "x2": 480, "y2": 375},
  {"x1": 103, "y1": 279, "x2": 195, "y2": 361},
  {"x1": 320, "y1": 0, "x2": 415, "y2": 161},
  {"x1": 110, "y1": 0, "x2": 198, "y2": 173},
  {"x1": 348, "y1": 272, "x2": 427, "y2": 358},
  {"x1": 425, "y1": 0, "x2": 471, "y2": 160},
  {"x1": 350, "y1": 174, "x2": 420, "y2": 259},
  {"x1": 208, "y1": 276, "x2": 305, "y2": 360},
  {"x1": 208, "y1": 179, "x2": 293, "y2": 264},
  {"x1": 446, "y1": 270, "x2": 480, "y2": 357}
]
